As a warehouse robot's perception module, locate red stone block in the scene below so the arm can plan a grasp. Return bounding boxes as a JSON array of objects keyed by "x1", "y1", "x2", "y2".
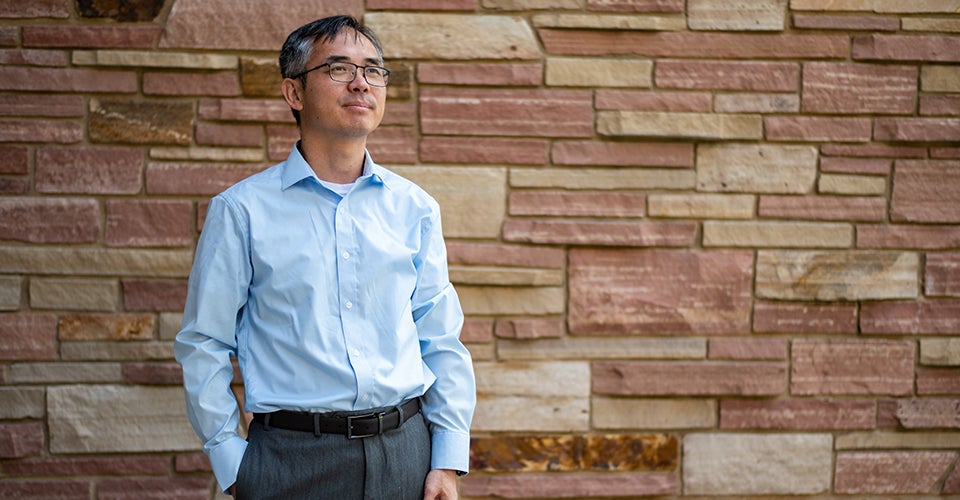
[
  {"x1": 792, "y1": 13, "x2": 900, "y2": 31},
  {"x1": 593, "y1": 361, "x2": 787, "y2": 396},
  {"x1": 854, "y1": 34, "x2": 960, "y2": 62},
  {"x1": 367, "y1": 0, "x2": 476, "y2": 9},
  {"x1": 858, "y1": 224, "x2": 960, "y2": 249},
  {"x1": 819, "y1": 156, "x2": 891, "y2": 175},
  {"x1": 538, "y1": 30, "x2": 848, "y2": 58},
  {"x1": 123, "y1": 362, "x2": 183, "y2": 385},
  {"x1": 267, "y1": 123, "x2": 299, "y2": 161},
  {"x1": 146, "y1": 162, "x2": 266, "y2": 195},
  {"x1": 0, "y1": 197, "x2": 99, "y2": 243},
  {"x1": 945, "y1": 461, "x2": 960, "y2": 494},
  {"x1": 595, "y1": 89, "x2": 712, "y2": 112},
  {"x1": 657, "y1": 60, "x2": 798, "y2": 91},
  {"x1": 494, "y1": 318, "x2": 565, "y2": 339},
  {"x1": 175, "y1": 452, "x2": 213, "y2": 473},
  {"x1": 708, "y1": 338, "x2": 788, "y2": 360},
  {"x1": 821, "y1": 143, "x2": 926, "y2": 158},
  {"x1": 504, "y1": 219, "x2": 696, "y2": 247},
  {"x1": 23, "y1": 25, "x2": 160, "y2": 48},
  {"x1": 418, "y1": 62, "x2": 542, "y2": 86},
  {"x1": 933, "y1": 147, "x2": 960, "y2": 159},
  {"x1": 0, "y1": 0, "x2": 71, "y2": 18},
  {"x1": 198, "y1": 98, "x2": 292, "y2": 123},
  {"x1": 720, "y1": 398, "x2": 875, "y2": 430},
  {"x1": 446, "y1": 241, "x2": 565, "y2": 268},
  {"x1": 122, "y1": 278, "x2": 188, "y2": 312},
  {"x1": 876, "y1": 117, "x2": 960, "y2": 142},
  {"x1": 569, "y1": 249, "x2": 751, "y2": 335},
  {"x1": 802, "y1": 62, "x2": 916, "y2": 114},
  {"x1": 0, "y1": 422, "x2": 44, "y2": 458},
  {"x1": 106, "y1": 200, "x2": 193, "y2": 248},
  {"x1": 921, "y1": 94, "x2": 960, "y2": 116},
  {"x1": 765, "y1": 116, "x2": 872, "y2": 142},
  {"x1": 462, "y1": 472, "x2": 678, "y2": 498},
  {"x1": 759, "y1": 195, "x2": 886, "y2": 222},
  {"x1": 0, "y1": 178, "x2": 29, "y2": 194},
  {"x1": 926, "y1": 253, "x2": 960, "y2": 297},
  {"x1": 0, "y1": 94, "x2": 84, "y2": 117},
  {"x1": 884, "y1": 398, "x2": 960, "y2": 429},
  {"x1": 367, "y1": 126, "x2": 417, "y2": 164},
  {"x1": 553, "y1": 140, "x2": 693, "y2": 167},
  {"x1": 0, "y1": 145, "x2": 28, "y2": 174},
  {"x1": 0, "y1": 48, "x2": 69, "y2": 66},
  {"x1": 460, "y1": 318, "x2": 493, "y2": 343},
  {"x1": 3, "y1": 455, "x2": 169, "y2": 476},
  {"x1": 98, "y1": 477, "x2": 211, "y2": 500},
  {"x1": 510, "y1": 191, "x2": 645, "y2": 218},
  {"x1": 0, "y1": 313, "x2": 57, "y2": 360},
  {"x1": 753, "y1": 300, "x2": 857, "y2": 334},
  {"x1": 0, "y1": 118, "x2": 82, "y2": 143},
  {"x1": 791, "y1": 339, "x2": 914, "y2": 396},
  {"x1": 918, "y1": 368, "x2": 960, "y2": 395},
  {"x1": 587, "y1": 0, "x2": 684, "y2": 12},
  {"x1": 195, "y1": 122, "x2": 263, "y2": 147},
  {"x1": 420, "y1": 88, "x2": 593, "y2": 137},
  {"x1": 891, "y1": 160, "x2": 960, "y2": 223},
  {"x1": 0, "y1": 67, "x2": 137, "y2": 92},
  {"x1": 0, "y1": 27, "x2": 16, "y2": 46},
  {"x1": 0, "y1": 480, "x2": 88, "y2": 500},
  {"x1": 36, "y1": 146, "x2": 142, "y2": 194},
  {"x1": 420, "y1": 136, "x2": 547, "y2": 165},
  {"x1": 143, "y1": 71, "x2": 241, "y2": 97},
  {"x1": 836, "y1": 451, "x2": 956, "y2": 494}
]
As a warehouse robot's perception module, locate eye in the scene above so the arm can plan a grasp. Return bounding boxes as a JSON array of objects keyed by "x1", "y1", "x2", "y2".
[
  {"x1": 328, "y1": 63, "x2": 351, "y2": 75},
  {"x1": 365, "y1": 67, "x2": 385, "y2": 77}
]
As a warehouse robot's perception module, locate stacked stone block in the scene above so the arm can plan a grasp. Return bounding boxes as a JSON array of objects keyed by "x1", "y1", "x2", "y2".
[{"x1": 1, "y1": 0, "x2": 959, "y2": 498}]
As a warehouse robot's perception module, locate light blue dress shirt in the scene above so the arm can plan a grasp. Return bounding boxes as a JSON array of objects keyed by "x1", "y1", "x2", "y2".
[{"x1": 174, "y1": 145, "x2": 476, "y2": 492}]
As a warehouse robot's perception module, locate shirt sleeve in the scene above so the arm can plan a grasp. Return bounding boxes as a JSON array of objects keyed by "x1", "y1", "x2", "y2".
[
  {"x1": 173, "y1": 195, "x2": 252, "y2": 492},
  {"x1": 411, "y1": 208, "x2": 477, "y2": 474}
]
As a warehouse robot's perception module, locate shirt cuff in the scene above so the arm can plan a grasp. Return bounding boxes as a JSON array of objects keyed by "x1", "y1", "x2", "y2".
[
  {"x1": 208, "y1": 435, "x2": 248, "y2": 493},
  {"x1": 429, "y1": 430, "x2": 471, "y2": 474}
]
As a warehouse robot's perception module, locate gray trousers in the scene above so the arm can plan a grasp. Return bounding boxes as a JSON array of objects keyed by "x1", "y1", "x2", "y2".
[{"x1": 234, "y1": 410, "x2": 431, "y2": 500}]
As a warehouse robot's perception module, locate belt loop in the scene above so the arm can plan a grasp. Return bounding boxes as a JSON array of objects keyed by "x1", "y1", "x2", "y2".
[
  {"x1": 263, "y1": 413, "x2": 272, "y2": 432},
  {"x1": 396, "y1": 403, "x2": 405, "y2": 424},
  {"x1": 313, "y1": 413, "x2": 321, "y2": 437}
]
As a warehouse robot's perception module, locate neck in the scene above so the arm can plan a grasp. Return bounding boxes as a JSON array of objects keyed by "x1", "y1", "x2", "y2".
[{"x1": 299, "y1": 136, "x2": 367, "y2": 184}]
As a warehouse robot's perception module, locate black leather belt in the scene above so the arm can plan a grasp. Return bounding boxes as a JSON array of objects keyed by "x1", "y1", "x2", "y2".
[{"x1": 252, "y1": 398, "x2": 420, "y2": 439}]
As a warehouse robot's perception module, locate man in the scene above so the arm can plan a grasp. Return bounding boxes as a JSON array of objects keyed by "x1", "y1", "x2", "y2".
[{"x1": 174, "y1": 15, "x2": 476, "y2": 499}]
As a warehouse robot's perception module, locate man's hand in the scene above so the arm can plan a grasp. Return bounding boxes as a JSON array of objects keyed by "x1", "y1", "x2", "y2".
[{"x1": 423, "y1": 469, "x2": 459, "y2": 500}]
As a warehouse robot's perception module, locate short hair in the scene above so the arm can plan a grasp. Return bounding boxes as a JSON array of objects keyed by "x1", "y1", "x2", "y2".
[{"x1": 279, "y1": 15, "x2": 385, "y2": 126}]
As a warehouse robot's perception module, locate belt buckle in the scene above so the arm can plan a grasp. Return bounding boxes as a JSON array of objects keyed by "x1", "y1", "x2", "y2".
[{"x1": 347, "y1": 411, "x2": 385, "y2": 439}]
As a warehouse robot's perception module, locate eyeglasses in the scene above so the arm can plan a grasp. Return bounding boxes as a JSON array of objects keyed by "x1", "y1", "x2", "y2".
[{"x1": 293, "y1": 62, "x2": 391, "y2": 87}]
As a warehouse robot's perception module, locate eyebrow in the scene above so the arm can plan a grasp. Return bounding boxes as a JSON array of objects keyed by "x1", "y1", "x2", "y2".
[{"x1": 325, "y1": 54, "x2": 384, "y2": 66}]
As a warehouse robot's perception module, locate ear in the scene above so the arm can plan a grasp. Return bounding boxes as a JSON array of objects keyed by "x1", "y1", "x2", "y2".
[{"x1": 281, "y1": 78, "x2": 304, "y2": 112}]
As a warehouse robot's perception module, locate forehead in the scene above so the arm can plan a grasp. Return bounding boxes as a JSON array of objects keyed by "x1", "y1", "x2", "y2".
[{"x1": 311, "y1": 31, "x2": 380, "y2": 63}]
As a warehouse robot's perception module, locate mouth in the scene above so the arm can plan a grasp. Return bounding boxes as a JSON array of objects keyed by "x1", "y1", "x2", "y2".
[{"x1": 342, "y1": 99, "x2": 374, "y2": 111}]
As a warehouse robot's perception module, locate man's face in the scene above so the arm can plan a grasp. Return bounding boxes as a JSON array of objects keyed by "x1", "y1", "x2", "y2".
[{"x1": 292, "y1": 31, "x2": 387, "y2": 141}]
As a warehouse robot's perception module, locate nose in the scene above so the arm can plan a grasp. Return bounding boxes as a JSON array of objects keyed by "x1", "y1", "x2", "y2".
[{"x1": 349, "y1": 71, "x2": 369, "y2": 93}]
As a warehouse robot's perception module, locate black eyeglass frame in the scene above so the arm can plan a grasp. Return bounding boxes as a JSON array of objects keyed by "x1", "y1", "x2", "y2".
[{"x1": 291, "y1": 62, "x2": 391, "y2": 87}]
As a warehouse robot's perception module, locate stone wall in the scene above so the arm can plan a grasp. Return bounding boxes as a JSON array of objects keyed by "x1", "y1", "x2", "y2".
[{"x1": 1, "y1": 0, "x2": 959, "y2": 499}]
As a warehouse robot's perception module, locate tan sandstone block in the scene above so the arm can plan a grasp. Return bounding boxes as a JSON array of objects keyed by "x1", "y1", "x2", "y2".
[
  {"x1": 756, "y1": 250, "x2": 918, "y2": 301},
  {"x1": 904, "y1": 17, "x2": 960, "y2": 33},
  {"x1": 593, "y1": 397, "x2": 717, "y2": 429},
  {"x1": 473, "y1": 361, "x2": 590, "y2": 432},
  {"x1": 29, "y1": 278, "x2": 119, "y2": 311},
  {"x1": 818, "y1": 173, "x2": 886, "y2": 196},
  {"x1": 688, "y1": 0, "x2": 787, "y2": 31},
  {"x1": 48, "y1": 385, "x2": 198, "y2": 453},
  {"x1": 546, "y1": 57, "x2": 652, "y2": 87},
  {"x1": 457, "y1": 286, "x2": 565, "y2": 316},
  {"x1": 648, "y1": 194, "x2": 755, "y2": 219},
  {"x1": 365, "y1": 13, "x2": 540, "y2": 60},
  {"x1": 836, "y1": 431, "x2": 960, "y2": 450},
  {"x1": 483, "y1": 0, "x2": 583, "y2": 9},
  {"x1": 391, "y1": 166, "x2": 505, "y2": 239},
  {"x1": 449, "y1": 266, "x2": 563, "y2": 286},
  {"x1": 475, "y1": 361, "x2": 590, "y2": 397},
  {"x1": 703, "y1": 221, "x2": 852, "y2": 248},
  {"x1": 0, "y1": 246, "x2": 192, "y2": 277},
  {"x1": 0, "y1": 276, "x2": 20, "y2": 310},
  {"x1": 510, "y1": 168, "x2": 695, "y2": 190},
  {"x1": 684, "y1": 433, "x2": 833, "y2": 495},
  {"x1": 497, "y1": 337, "x2": 705, "y2": 360},
  {"x1": 922, "y1": 65, "x2": 960, "y2": 92},
  {"x1": 533, "y1": 13, "x2": 686, "y2": 30},
  {"x1": 7, "y1": 362, "x2": 123, "y2": 384},
  {"x1": 598, "y1": 111, "x2": 762, "y2": 139},
  {"x1": 73, "y1": 50, "x2": 237, "y2": 69},
  {"x1": 921, "y1": 338, "x2": 960, "y2": 366},
  {"x1": 150, "y1": 146, "x2": 264, "y2": 162},
  {"x1": 473, "y1": 395, "x2": 589, "y2": 432},
  {"x1": 697, "y1": 143, "x2": 818, "y2": 193},
  {"x1": 791, "y1": 0, "x2": 960, "y2": 12}
]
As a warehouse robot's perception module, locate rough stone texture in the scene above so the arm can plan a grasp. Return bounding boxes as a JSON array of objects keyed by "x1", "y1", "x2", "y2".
[
  {"x1": 367, "y1": 13, "x2": 540, "y2": 60},
  {"x1": 792, "y1": 0, "x2": 960, "y2": 12},
  {"x1": 888, "y1": 398, "x2": 960, "y2": 429},
  {"x1": 458, "y1": 286, "x2": 564, "y2": 316},
  {"x1": 470, "y1": 433, "x2": 677, "y2": 472},
  {"x1": 697, "y1": 144, "x2": 818, "y2": 193},
  {"x1": 593, "y1": 397, "x2": 717, "y2": 429},
  {"x1": 765, "y1": 116, "x2": 872, "y2": 142},
  {"x1": 720, "y1": 399, "x2": 876, "y2": 430},
  {"x1": 569, "y1": 249, "x2": 752, "y2": 334},
  {"x1": 35, "y1": 146, "x2": 143, "y2": 195},
  {"x1": 504, "y1": 219, "x2": 697, "y2": 246},
  {"x1": 921, "y1": 338, "x2": 960, "y2": 366},
  {"x1": 0, "y1": 387, "x2": 45, "y2": 419},
  {"x1": 858, "y1": 224, "x2": 960, "y2": 250},
  {"x1": 818, "y1": 173, "x2": 886, "y2": 196},
  {"x1": 462, "y1": 472, "x2": 678, "y2": 498},
  {"x1": 391, "y1": 166, "x2": 505, "y2": 239},
  {"x1": 0, "y1": 247, "x2": 192, "y2": 277},
  {"x1": 891, "y1": 160, "x2": 960, "y2": 222},
  {"x1": 510, "y1": 191, "x2": 645, "y2": 217},
  {"x1": 714, "y1": 92, "x2": 800, "y2": 113},
  {"x1": 683, "y1": 433, "x2": 833, "y2": 495},
  {"x1": 419, "y1": 62, "x2": 542, "y2": 86},
  {"x1": 546, "y1": 57, "x2": 652, "y2": 87},
  {"x1": 753, "y1": 301, "x2": 857, "y2": 334},
  {"x1": 802, "y1": 62, "x2": 916, "y2": 114},
  {"x1": 494, "y1": 318, "x2": 564, "y2": 339},
  {"x1": 708, "y1": 337, "x2": 788, "y2": 360},
  {"x1": 421, "y1": 88, "x2": 593, "y2": 137},
  {"x1": 597, "y1": 89, "x2": 712, "y2": 111},
  {"x1": 657, "y1": 60, "x2": 797, "y2": 91},
  {"x1": 598, "y1": 111, "x2": 762, "y2": 139},
  {"x1": 759, "y1": 195, "x2": 886, "y2": 221},
  {"x1": 533, "y1": 12, "x2": 686, "y2": 30},
  {"x1": 58, "y1": 314, "x2": 153, "y2": 341},
  {"x1": 90, "y1": 99, "x2": 193, "y2": 146},
  {"x1": 755, "y1": 250, "x2": 919, "y2": 301},
  {"x1": 687, "y1": 0, "x2": 786, "y2": 30},
  {"x1": 791, "y1": 339, "x2": 915, "y2": 395},
  {"x1": 497, "y1": 336, "x2": 705, "y2": 361},
  {"x1": 835, "y1": 451, "x2": 957, "y2": 494},
  {"x1": 0, "y1": 197, "x2": 99, "y2": 243},
  {"x1": 594, "y1": 361, "x2": 787, "y2": 396},
  {"x1": 648, "y1": 193, "x2": 755, "y2": 219},
  {"x1": 0, "y1": 276, "x2": 20, "y2": 311},
  {"x1": 0, "y1": 422, "x2": 45, "y2": 459},
  {"x1": 703, "y1": 221, "x2": 852, "y2": 248},
  {"x1": 510, "y1": 167, "x2": 695, "y2": 190},
  {"x1": 29, "y1": 278, "x2": 118, "y2": 312},
  {"x1": 6, "y1": 362, "x2": 122, "y2": 384},
  {"x1": 876, "y1": 118, "x2": 960, "y2": 142},
  {"x1": 853, "y1": 34, "x2": 960, "y2": 62},
  {"x1": 922, "y1": 65, "x2": 960, "y2": 92},
  {"x1": 553, "y1": 141, "x2": 693, "y2": 167},
  {"x1": 47, "y1": 385, "x2": 198, "y2": 453},
  {"x1": 861, "y1": 299, "x2": 960, "y2": 334}
]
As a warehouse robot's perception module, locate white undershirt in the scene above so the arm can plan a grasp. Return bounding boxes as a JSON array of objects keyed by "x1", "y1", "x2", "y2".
[{"x1": 319, "y1": 179, "x2": 355, "y2": 197}]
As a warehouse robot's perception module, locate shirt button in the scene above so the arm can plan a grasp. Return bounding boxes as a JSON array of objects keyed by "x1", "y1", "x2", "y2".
[
  {"x1": 352, "y1": 349, "x2": 361, "y2": 357},
  {"x1": 342, "y1": 251, "x2": 350, "y2": 260},
  {"x1": 345, "y1": 301, "x2": 353, "y2": 309}
]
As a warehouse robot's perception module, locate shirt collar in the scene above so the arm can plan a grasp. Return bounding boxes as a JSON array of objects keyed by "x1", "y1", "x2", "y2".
[{"x1": 280, "y1": 141, "x2": 389, "y2": 191}]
